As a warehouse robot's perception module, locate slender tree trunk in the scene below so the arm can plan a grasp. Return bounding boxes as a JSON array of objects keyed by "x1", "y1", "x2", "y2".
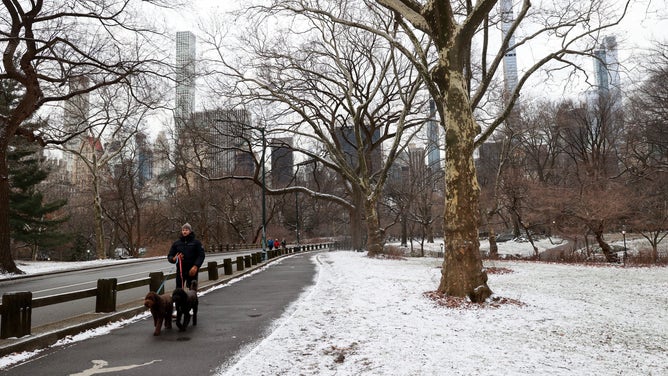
[
  {"x1": 593, "y1": 230, "x2": 618, "y2": 263},
  {"x1": 400, "y1": 214, "x2": 408, "y2": 246},
  {"x1": 427, "y1": 221, "x2": 434, "y2": 243},
  {"x1": 438, "y1": 67, "x2": 492, "y2": 302},
  {"x1": 92, "y1": 172, "x2": 107, "y2": 259},
  {"x1": 488, "y1": 228, "x2": 498, "y2": 259}
]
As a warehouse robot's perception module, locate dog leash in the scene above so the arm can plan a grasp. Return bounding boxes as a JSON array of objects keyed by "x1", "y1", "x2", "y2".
[
  {"x1": 177, "y1": 253, "x2": 184, "y2": 288},
  {"x1": 156, "y1": 278, "x2": 167, "y2": 294}
]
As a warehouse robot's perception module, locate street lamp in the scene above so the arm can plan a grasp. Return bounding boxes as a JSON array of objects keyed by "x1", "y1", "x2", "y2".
[
  {"x1": 295, "y1": 191, "x2": 300, "y2": 246},
  {"x1": 260, "y1": 125, "x2": 267, "y2": 260},
  {"x1": 622, "y1": 229, "x2": 627, "y2": 265}
]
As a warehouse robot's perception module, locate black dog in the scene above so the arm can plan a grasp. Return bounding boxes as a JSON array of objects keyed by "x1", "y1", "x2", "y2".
[{"x1": 171, "y1": 281, "x2": 198, "y2": 332}]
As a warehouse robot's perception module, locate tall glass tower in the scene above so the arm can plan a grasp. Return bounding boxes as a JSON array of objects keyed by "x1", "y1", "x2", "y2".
[
  {"x1": 426, "y1": 99, "x2": 440, "y2": 172},
  {"x1": 175, "y1": 31, "x2": 196, "y2": 130},
  {"x1": 500, "y1": 0, "x2": 518, "y2": 98},
  {"x1": 593, "y1": 36, "x2": 621, "y2": 111}
]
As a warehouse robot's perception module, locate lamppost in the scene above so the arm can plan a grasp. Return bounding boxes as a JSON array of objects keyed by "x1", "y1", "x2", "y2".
[
  {"x1": 260, "y1": 125, "x2": 267, "y2": 260},
  {"x1": 622, "y1": 229, "x2": 627, "y2": 265},
  {"x1": 295, "y1": 191, "x2": 300, "y2": 247}
]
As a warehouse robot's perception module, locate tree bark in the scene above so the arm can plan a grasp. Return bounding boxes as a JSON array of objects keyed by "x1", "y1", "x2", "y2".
[
  {"x1": 488, "y1": 228, "x2": 499, "y2": 259},
  {"x1": 92, "y1": 170, "x2": 107, "y2": 259},
  {"x1": 364, "y1": 198, "x2": 384, "y2": 257},
  {"x1": 349, "y1": 207, "x2": 364, "y2": 251},
  {"x1": 0, "y1": 145, "x2": 19, "y2": 273},
  {"x1": 593, "y1": 230, "x2": 618, "y2": 263},
  {"x1": 438, "y1": 66, "x2": 492, "y2": 302}
]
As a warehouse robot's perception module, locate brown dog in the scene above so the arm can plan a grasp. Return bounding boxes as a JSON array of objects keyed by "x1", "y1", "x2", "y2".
[
  {"x1": 171, "y1": 281, "x2": 198, "y2": 332},
  {"x1": 144, "y1": 291, "x2": 173, "y2": 336}
]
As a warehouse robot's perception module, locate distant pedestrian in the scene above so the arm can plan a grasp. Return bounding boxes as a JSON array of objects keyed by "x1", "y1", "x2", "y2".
[
  {"x1": 281, "y1": 239, "x2": 286, "y2": 250},
  {"x1": 268, "y1": 238, "x2": 274, "y2": 251},
  {"x1": 167, "y1": 223, "x2": 206, "y2": 289}
]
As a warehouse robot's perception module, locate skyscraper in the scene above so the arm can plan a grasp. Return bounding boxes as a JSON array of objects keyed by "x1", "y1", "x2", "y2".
[
  {"x1": 189, "y1": 108, "x2": 251, "y2": 176},
  {"x1": 426, "y1": 99, "x2": 441, "y2": 172},
  {"x1": 63, "y1": 76, "x2": 92, "y2": 183},
  {"x1": 335, "y1": 126, "x2": 382, "y2": 175},
  {"x1": 270, "y1": 138, "x2": 294, "y2": 188},
  {"x1": 63, "y1": 76, "x2": 90, "y2": 131},
  {"x1": 500, "y1": 0, "x2": 519, "y2": 98},
  {"x1": 134, "y1": 132, "x2": 153, "y2": 188},
  {"x1": 593, "y1": 36, "x2": 621, "y2": 111},
  {"x1": 175, "y1": 31, "x2": 196, "y2": 130}
]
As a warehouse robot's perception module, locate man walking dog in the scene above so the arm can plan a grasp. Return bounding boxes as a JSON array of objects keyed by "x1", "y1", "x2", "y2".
[{"x1": 168, "y1": 223, "x2": 206, "y2": 289}]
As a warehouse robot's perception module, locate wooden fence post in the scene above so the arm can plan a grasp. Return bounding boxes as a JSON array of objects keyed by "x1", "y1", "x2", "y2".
[
  {"x1": 236, "y1": 256, "x2": 244, "y2": 271},
  {"x1": 95, "y1": 279, "x2": 117, "y2": 313},
  {"x1": 0, "y1": 292, "x2": 32, "y2": 339},
  {"x1": 223, "y1": 258, "x2": 233, "y2": 275},
  {"x1": 149, "y1": 272, "x2": 165, "y2": 293},
  {"x1": 208, "y1": 261, "x2": 218, "y2": 280}
]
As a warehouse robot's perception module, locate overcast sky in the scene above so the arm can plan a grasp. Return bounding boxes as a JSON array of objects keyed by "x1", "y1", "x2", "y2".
[{"x1": 157, "y1": 0, "x2": 667, "y2": 103}]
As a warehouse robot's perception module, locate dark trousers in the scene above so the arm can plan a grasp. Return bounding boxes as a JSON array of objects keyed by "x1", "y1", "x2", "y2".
[{"x1": 176, "y1": 273, "x2": 197, "y2": 289}]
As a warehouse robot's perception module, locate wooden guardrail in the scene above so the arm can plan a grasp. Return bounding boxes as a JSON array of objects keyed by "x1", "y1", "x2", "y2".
[{"x1": 0, "y1": 243, "x2": 333, "y2": 339}]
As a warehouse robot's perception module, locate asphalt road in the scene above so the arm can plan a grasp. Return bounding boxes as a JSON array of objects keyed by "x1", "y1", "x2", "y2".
[
  {"x1": 0, "y1": 251, "x2": 255, "y2": 328},
  {"x1": 2, "y1": 251, "x2": 320, "y2": 375}
]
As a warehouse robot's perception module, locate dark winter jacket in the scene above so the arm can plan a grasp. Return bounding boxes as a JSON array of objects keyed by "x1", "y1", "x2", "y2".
[{"x1": 167, "y1": 232, "x2": 206, "y2": 277}]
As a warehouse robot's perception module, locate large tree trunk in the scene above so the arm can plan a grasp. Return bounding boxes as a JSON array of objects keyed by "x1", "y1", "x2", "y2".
[
  {"x1": 349, "y1": 206, "x2": 364, "y2": 251},
  {"x1": 364, "y1": 198, "x2": 384, "y2": 257},
  {"x1": 349, "y1": 188, "x2": 365, "y2": 251},
  {"x1": 0, "y1": 145, "x2": 20, "y2": 273},
  {"x1": 438, "y1": 68, "x2": 492, "y2": 303}
]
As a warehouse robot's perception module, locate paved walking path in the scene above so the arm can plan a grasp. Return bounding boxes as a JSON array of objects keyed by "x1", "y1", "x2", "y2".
[{"x1": 2, "y1": 252, "x2": 319, "y2": 375}]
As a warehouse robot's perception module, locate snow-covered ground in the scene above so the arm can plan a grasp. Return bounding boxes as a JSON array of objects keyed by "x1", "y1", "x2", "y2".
[
  {"x1": 2, "y1": 240, "x2": 667, "y2": 375},
  {"x1": 215, "y1": 251, "x2": 667, "y2": 375}
]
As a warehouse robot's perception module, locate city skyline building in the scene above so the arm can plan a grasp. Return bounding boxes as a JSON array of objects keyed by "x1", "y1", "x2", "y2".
[
  {"x1": 175, "y1": 31, "x2": 196, "y2": 131},
  {"x1": 593, "y1": 36, "x2": 622, "y2": 112},
  {"x1": 270, "y1": 137, "x2": 294, "y2": 188},
  {"x1": 426, "y1": 99, "x2": 441, "y2": 172},
  {"x1": 500, "y1": 0, "x2": 519, "y2": 99},
  {"x1": 335, "y1": 127, "x2": 382, "y2": 176},
  {"x1": 134, "y1": 132, "x2": 153, "y2": 188},
  {"x1": 62, "y1": 76, "x2": 91, "y2": 178},
  {"x1": 189, "y1": 108, "x2": 252, "y2": 177}
]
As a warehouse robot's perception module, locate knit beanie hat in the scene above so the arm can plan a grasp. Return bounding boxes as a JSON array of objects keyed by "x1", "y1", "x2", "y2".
[{"x1": 182, "y1": 223, "x2": 192, "y2": 231}]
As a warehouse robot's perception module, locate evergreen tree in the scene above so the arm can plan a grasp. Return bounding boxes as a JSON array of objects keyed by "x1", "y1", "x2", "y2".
[{"x1": 9, "y1": 137, "x2": 70, "y2": 260}]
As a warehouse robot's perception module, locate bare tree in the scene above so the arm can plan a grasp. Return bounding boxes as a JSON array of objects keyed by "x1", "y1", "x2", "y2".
[
  {"x1": 203, "y1": 2, "x2": 429, "y2": 254},
  {"x1": 104, "y1": 132, "x2": 155, "y2": 258},
  {"x1": 0, "y1": 0, "x2": 179, "y2": 271},
  {"x1": 368, "y1": 0, "x2": 630, "y2": 300},
  {"x1": 624, "y1": 42, "x2": 668, "y2": 262},
  {"x1": 208, "y1": 0, "x2": 627, "y2": 300},
  {"x1": 60, "y1": 82, "x2": 160, "y2": 259}
]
